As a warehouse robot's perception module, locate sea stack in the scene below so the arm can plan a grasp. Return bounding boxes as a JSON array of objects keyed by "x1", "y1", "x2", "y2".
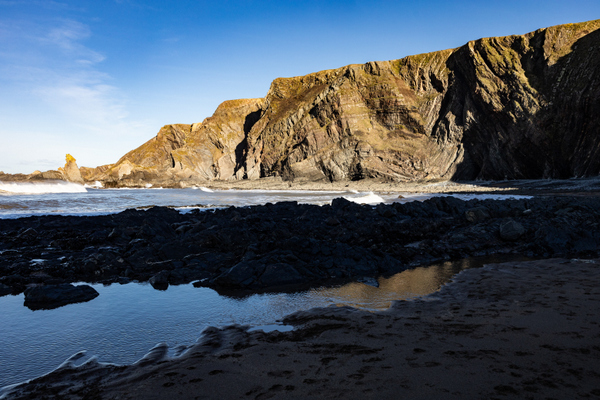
[{"x1": 61, "y1": 154, "x2": 84, "y2": 184}]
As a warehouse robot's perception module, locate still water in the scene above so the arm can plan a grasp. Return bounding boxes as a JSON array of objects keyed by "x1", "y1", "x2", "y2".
[{"x1": 0, "y1": 256, "x2": 510, "y2": 388}]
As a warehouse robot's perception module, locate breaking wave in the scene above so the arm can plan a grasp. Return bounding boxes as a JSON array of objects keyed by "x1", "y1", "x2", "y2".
[
  {"x1": 0, "y1": 182, "x2": 88, "y2": 194},
  {"x1": 344, "y1": 191, "x2": 385, "y2": 204},
  {"x1": 84, "y1": 181, "x2": 103, "y2": 189}
]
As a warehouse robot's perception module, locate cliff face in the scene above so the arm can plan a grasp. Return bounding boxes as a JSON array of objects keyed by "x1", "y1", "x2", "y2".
[
  {"x1": 441, "y1": 21, "x2": 600, "y2": 180},
  {"x1": 89, "y1": 20, "x2": 600, "y2": 186},
  {"x1": 83, "y1": 99, "x2": 264, "y2": 185}
]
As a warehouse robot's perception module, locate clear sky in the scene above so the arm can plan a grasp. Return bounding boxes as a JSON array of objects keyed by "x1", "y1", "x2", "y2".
[{"x1": 0, "y1": 0, "x2": 598, "y2": 173}]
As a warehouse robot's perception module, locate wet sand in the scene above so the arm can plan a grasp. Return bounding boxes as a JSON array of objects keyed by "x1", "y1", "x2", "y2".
[
  {"x1": 4, "y1": 258, "x2": 600, "y2": 399},
  {"x1": 196, "y1": 176, "x2": 600, "y2": 196}
]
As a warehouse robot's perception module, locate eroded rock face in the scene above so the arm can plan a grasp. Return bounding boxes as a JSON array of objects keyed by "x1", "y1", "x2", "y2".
[
  {"x1": 86, "y1": 20, "x2": 600, "y2": 186},
  {"x1": 85, "y1": 99, "x2": 265, "y2": 186}
]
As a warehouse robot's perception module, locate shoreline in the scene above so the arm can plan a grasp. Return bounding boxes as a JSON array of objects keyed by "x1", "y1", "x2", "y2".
[
  {"x1": 5, "y1": 176, "x2": 600, "y2": 196},
  {"x1": 2, "y1": 189, "x2": 600, "y2": 398},
  {"x1": 2, "y1": 195, "x2": 599, "y2": 298},
  {"x1": 4, "y1": 258, "x2": 599, "y2": 399}
]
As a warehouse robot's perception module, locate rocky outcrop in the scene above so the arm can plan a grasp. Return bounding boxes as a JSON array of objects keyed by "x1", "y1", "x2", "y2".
[
  {"x1": 23, "y1": 283, "x2": 99, "y2": 310},
  {"x1": 87, "y1": 20, "x2": 600, "y2": 185},
  {"x1": 2, "y1": 195, "x2": 600, "y2": 294},
  {"x1": 59, "y1": 154, "x2": 84, "y2": 184},
  {"x1": 85, "y1": 99, "x2": 264, "y2": 187},
  {"x1": 1, "y1": 154, "x2": 85, "y2": 184}
]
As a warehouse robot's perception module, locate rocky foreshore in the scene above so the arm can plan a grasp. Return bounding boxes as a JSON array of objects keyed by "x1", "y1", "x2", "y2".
[{"x1": 1, "y1": 194, "x2": 599, "y2": 309}]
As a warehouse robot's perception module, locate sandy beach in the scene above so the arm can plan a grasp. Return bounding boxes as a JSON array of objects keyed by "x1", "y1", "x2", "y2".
[
  {"x1": 194, "y1": 176, "x2": 600, "y2": 197},
  {"x1": 4, "y1": 258, "x2": 599, "y2": 399}
]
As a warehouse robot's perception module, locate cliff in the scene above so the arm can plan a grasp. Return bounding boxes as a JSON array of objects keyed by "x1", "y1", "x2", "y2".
[{"x1": 85, "y1": 20, "x2": 600, "y2": 186}]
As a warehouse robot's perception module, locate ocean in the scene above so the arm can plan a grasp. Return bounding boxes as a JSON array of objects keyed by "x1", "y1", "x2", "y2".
[{"x1": 0, "y1": 181, "x2": 526, "y2": 219}]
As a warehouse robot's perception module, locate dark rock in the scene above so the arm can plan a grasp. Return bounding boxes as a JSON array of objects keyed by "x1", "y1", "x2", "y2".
[
  {"x1": 326, "y1": 217, "x2": 341, "y2": 226},
  {"x1": 0, "y1": 282, "x2": 12, "y2": 296},
  {"x1": 257, "y1": 263, "x2": 305, "y2": 288},
  {"x1": 2, "y1": 194, "x2": 600, "y2": 294},
  {"x1": 465, "y1": 207, "x2": 490, "y2": 223},
  {"x1": 149, "y1": 270, "x2": 170, "y2": 290},
  {"x1": 572, "y1": 233, "x2": 597, "y2": 254},
  {"x1": 169, "y1": 268, "x2": 211, "y2": 285},
  {"x1": 377, "y1": 205, "x2": 397, "y2": 218},
  {"x1": 17, "y1": 228, "x2": 38, "y2": 239},
  {"x1": 356, "y1": 276, "x2": 379, "y2": 287},
  {"x1": 499, "y1": 219, "x2": 526, "y2": 241},
  {"x1": 24, "y1": 284, "x2": 99, "y2": 310},
  {"x1": 535, "y1": 226, "x2": 571, "y2": 253},
  {"x1": 331, "y1": 197, "x2": 353, "y2": 209},
  {"x1": 215, "y1": 261, "x2": 265, "y2": 288}
]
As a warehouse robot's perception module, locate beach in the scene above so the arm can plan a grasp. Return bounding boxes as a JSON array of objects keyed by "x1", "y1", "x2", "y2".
[
  {"x1": 4, "y1": 258, "x2": 599, "y2": 399},
  {"x1": 2, "y1": 182, "x2": 600, "y2": 399}
]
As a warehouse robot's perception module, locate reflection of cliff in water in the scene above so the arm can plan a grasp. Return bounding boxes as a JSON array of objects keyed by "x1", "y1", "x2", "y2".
[{"x1": 308, "y1": 255, "x2": 531, "y2": 311}]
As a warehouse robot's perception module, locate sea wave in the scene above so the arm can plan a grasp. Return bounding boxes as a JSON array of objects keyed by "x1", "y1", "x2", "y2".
[
  {"x1": 344, "y1": 192, "x2": 385, "y2": 204},
  {"x1": 84, "y1": 181, "x2": 103, "y2": 189},
  {"x1": 0, "y1": 181, "x2": 88, "y2": 194}
]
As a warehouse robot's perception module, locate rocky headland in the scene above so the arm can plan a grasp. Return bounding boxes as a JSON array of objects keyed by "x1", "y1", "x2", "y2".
[
  {"x1": 73, "y1": 19, "x2": 599, "y2": 188},
  {"x1": 2, "y1": 20, "x2": 599, "y2": 189}
]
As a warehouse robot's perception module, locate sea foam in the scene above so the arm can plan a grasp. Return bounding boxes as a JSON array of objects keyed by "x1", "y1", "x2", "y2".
[
  {"x1": 344, "y1": 192, "x2": 385, "y2": 205},
  {"x1": 0, "y1": 182, "x2": 87, "y2": 194}
]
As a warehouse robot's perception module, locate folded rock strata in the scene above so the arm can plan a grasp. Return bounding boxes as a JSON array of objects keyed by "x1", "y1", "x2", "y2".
[{"x1": 79, "y1": 20, "x2": 600, "y2": 187}]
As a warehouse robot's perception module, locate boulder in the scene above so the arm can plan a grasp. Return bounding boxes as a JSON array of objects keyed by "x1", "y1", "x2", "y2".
[
  {"x1": 499, "y1": 219, "x2": 526, "y2": 241},
  {"x1": 465, "y1": 207, "x2": 490, "y2": 223},
  {"x1": 331, "y1": 197, "x2": 353, "y2": 209},
  {"x1": 534, "y1": 226, "x2": 571, "y2": 253},
  {"x1": 24, "y1": 284, "x2": 99, "y2": 310},
  {"x1": 215, "y1": 261, "x2": 265, "y2": 288},
  {"x1": 149, "y1": 270, "x2": 170, "y2": 290},
  {"x1": 326, "y1": 217, "x2": 341, "y2": 226},
  {"x1": 257, "y1": 263, "x2": 305, "y2": 288}
]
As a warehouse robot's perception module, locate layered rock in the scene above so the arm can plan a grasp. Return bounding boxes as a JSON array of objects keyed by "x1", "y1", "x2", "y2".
[
  {"x1": 59, "y1": 154, "x2": 84, "y2": 184},
  {"x1": 83, "y1": 99, "x2": 264, "y2": 186},
  {"x1": 87, "y1": 20, "x2": 600, "y2": 186}
]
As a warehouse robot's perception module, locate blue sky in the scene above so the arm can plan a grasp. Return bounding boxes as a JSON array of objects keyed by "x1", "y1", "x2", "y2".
[{"x1": 0, "y1": 0, "x2": 598, "y2": 173}]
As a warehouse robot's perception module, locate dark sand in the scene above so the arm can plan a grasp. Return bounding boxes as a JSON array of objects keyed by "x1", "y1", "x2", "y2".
[{"x1": 4, "y1": 258, "x2": 600, "y2": 399}]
